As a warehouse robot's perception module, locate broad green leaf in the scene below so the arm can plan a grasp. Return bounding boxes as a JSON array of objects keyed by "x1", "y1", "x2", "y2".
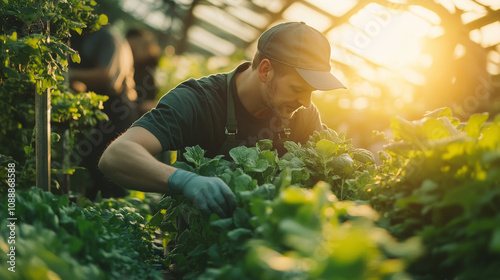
[
  {"x1": 351, "y1": 148, "x2": 375, "y2": 164},
  {"x1": 209, "y1": 218, "x2": 233, "y2": 229},
  {"x1": 247, "y1": 158, "x2": 271, "y2": 173},
  {"x1": 278, "y1": 157, "x2": 305, "y2": 170},
  {"x1": 227, "y1": 228, "x2": 252, "y2": 242},
  {"x1": 442, "y1": 140, "x2": 472, "y2": 160},
  {"x1": 464, "y1": 113, "x2": 489, "y2": 138},
  {"x1": 424, "y1": 107, "x2": 453, "y2": 118},
  {"x1": 316, "y1": 139, "x2": 336, "y2": 158},
  {"x1": 438, "y1": 117, "x2": 460, "y2": 136},
  {"x1": 478, "y1": 122, "x2": 500, "y2": 150},
  {"x1": 232, "y1": 170, "x2": 254, "y2": 192},
  {"x1": 229, "y1": 146, "x2": 258, "y2": 169},
  {"x1": 184, "y1": 145, "x2": 205, "y2": 167},
  {"x1": 391, "y1": 116, "x2": 424, "y2": 143},
  {"x1": 310, "y1": 128, "x2": 341, "y2": 143},
  {"x1": 423, "y1": 118, "x2": 450, "y2": 140},
  {"x1": 284, "y1": 141, "x2": 302, "y2": 153},
  {"x1": 330, "y1": 153, "x2": 354, "y2": 174}
]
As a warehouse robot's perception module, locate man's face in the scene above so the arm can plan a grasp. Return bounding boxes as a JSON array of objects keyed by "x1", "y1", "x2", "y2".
[{"x1": 264, "y1": 69, "x2": 316, "y2": 119}]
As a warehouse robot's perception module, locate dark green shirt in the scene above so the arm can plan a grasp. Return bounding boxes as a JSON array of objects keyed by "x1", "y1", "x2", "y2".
[{"x1": 132, "y1": 63, "x2": 324, "y2": 158}]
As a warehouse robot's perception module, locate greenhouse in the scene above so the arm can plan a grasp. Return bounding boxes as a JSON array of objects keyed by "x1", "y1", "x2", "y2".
[{"x1": 1, "y1": 0, "x2": 500, "y2": 279}]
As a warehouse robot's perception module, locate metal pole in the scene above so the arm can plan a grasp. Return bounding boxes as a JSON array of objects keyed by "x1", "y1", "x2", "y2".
[
  {"x1": 35, "y1": 21, "x2": 51, "y2": 192},
  {"x1": 35, "y1": 82, "x2": 51, "y2": 191}
]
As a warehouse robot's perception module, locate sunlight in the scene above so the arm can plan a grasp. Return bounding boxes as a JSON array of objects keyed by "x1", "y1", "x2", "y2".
[
  {"x1": 305, "y1": 0, "x2": 358, "y2": 17},
  {"x1": 282, "y1": 2, "x2": 332, "y2": 31},
  {"x1": 469, "y1": 22, "x2": 500, "y2": 53},
  {"x1": 347, "y1": 3, "x2": 430, "y2": 68}
]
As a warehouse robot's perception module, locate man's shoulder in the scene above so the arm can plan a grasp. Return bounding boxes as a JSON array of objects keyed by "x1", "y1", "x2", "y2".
[
  {"x1": 181, "y1": 73, "x2": 226, "y2": 92},
  {"x1": 155, "y1": 73, "x2": 228, "y2": 112}
]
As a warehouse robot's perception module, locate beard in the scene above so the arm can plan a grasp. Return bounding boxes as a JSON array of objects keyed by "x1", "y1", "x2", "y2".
[{"x1": 266, "y1": 76, "x2": 298, "y2": 120}]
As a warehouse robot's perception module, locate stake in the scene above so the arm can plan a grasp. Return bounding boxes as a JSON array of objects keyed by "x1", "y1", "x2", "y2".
[
  {"x1": 35, "y1": 82, "x2": 51, "y2": 191},
  {"x1": 35, "y1": 21, "x2": 51, "y2": 192}
]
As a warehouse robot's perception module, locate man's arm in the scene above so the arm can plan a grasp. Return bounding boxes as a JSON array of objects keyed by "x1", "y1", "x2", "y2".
[
  {"x1": 98, "y1": 126, "x2": 174, "y2": 192},
  {"x1": 98, "y1": 126, "x2": 236, "y2": 217}
]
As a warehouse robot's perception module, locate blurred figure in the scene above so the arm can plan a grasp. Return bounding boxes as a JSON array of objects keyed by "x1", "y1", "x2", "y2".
[
  {"x1": 126, "y1": 28, "x2": 161, "y2": 115},
  {"x1": 69, "y1": 25, "x2": 139, "y2": 199}
]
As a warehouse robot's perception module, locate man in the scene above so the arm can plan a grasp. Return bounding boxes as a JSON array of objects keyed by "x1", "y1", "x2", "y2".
[
  {"x1": 98, "y1": 22, "x2": 346, "y2": 217},
  {"x1": 126, "y1": 28, "x2": 161, "y2": 115}
]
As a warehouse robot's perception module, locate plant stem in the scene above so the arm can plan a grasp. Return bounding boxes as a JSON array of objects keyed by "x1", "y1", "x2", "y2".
[{"x1": 341, "y1": 179, "x2": 345, "y2": 200}]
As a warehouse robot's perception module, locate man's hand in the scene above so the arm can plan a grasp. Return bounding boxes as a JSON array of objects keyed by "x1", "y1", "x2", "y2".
[{"x1": 168, "y1": 169, "x2": 236, "y2": 217}]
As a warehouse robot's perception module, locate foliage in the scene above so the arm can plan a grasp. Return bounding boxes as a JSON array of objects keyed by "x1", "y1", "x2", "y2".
[
  {"x1": 151, "y1": 134, "x2": 420, "y2": 279},
  {"x1": 0, "y1": 187, "x2": 163, "y2": 280},
  {"x1": 244, "y1": 183, "x2": 420, "y2": 280},
  {"x1": 0, "y1": 0, "x2": 109, "y2": 193},
  {"x1": 363, "y1": 107, "x2": 500, "y2": 279},
  {"x1": 280, "y1": 129, "x2": 376, "y2": 200}
]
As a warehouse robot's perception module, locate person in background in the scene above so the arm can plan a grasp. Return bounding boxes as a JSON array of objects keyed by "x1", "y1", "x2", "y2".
[
  {"x1": 99, "y1": 22, "x2": 346, "y2": 216},
  {"x1": 69, "y1": 25, "x2": 138, "y2": 199},
  {"x1": 126, "y1": 28, "x2": 162, "y2": 115}
]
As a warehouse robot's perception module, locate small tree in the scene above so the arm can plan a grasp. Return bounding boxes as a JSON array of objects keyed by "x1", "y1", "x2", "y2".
[{"x1": 0, "y1": 0, "x2": 108, "y2": 195}]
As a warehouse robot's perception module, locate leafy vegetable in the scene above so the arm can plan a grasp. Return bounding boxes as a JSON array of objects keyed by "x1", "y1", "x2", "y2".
[
  {"x1": 363, "y1": 109, "x2": 500, "y2": 279},
  {"x1": 0, "y1": 188, "x2": 163, "y2": 280},
  {"x1": 153, "y1": 137, "x2": 419, "y2": 279}
]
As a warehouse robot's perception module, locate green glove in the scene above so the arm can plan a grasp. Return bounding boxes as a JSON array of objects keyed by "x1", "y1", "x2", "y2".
[{"x1": 168, "y1": 169, "x2": 236, "y2": 217}]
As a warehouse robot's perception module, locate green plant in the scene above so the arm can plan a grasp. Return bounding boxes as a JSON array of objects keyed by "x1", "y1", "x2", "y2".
[
  {"x1": 0, "y1": 187, "x2": 163, "y2": 280},
  {"x1": 151, "y1": 136, "x2": 420, "y2": 279},
  {"x1": 280, "y1": 129, "x2": 376, "y2": 200},
  {"x1": 0, "y1": 0, "x2": 109, "y2": 193},
  {"x1": 363, "y1": 107, "x2": 500, "y2": 279}
]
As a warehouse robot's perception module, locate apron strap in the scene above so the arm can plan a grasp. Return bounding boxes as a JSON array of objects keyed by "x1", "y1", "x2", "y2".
[{"x1": 225, "y1": 70, "x2": 238, "y2": 140}]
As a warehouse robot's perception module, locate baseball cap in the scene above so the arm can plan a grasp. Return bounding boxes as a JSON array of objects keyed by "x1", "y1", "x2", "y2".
[{"x1": 257, "y1": 21, "x2": 346, "y2": 91}]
